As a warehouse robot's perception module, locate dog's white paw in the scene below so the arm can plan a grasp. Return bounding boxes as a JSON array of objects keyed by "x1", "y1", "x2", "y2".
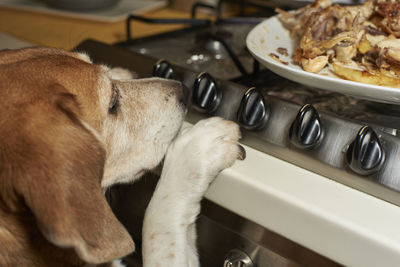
[
  {"x1": 143, "y1": 118, "x2": 244, "y2": 267},
  {"x1": 163, "y1": 117, "x2": 245, "y2": 198}
]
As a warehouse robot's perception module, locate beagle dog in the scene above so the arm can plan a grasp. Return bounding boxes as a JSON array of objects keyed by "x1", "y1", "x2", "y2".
[{"x1": 0, "y1": 47, "x2": 244, "y2": 266}]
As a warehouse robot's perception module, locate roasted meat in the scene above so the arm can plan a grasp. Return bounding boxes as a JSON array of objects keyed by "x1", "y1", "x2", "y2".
[
  {"x1": 376, "y1": 0, "x2": 400, "y2": 37},
  {"x1": 275, "y1": 0, "x2": 332, "y2": 39},
  {"x1": 275, "y1": 0, "x2": 400, "y2": 85}
]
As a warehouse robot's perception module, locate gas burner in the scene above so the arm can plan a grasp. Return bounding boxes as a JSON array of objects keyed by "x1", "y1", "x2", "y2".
[
  {"x1": 122, "y1": 20, "x2": 257, "y2": 80},
  {"x1": 193, "y1": 28, "x2": 233, "y2": 58}
]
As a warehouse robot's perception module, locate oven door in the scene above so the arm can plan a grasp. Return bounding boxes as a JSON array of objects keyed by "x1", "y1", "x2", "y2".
[
  {"x1": 107, "y1": 141, "x2": 400, "y2": 267},
  {"x1": 107, "y1": 168, "x2": 338, "y2": 267}
]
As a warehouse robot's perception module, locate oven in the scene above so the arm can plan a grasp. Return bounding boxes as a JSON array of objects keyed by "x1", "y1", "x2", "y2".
[{"x1": 75, "y1": 1, "x2": 400, "y2": 266}]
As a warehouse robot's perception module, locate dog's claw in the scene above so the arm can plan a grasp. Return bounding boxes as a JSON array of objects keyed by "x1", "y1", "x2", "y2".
[{"x1": 238, "y1": 145, "x2": 246, "y2": 160}]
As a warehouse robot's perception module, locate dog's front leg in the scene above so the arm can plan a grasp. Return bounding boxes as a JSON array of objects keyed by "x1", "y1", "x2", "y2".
[{"x1": 142, "y1": 117, "x2": 244, "y2": 267}]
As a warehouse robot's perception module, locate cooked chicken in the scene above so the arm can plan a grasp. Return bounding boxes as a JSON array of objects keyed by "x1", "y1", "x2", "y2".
[
  {"x1": 377, "y1": 38, "x2": 400, "y2": 67},
  {"x1": 293, "y1": 1, "x2": 374, "y2": 63},
  {"x1": 301, "y1": 55, "x2": 329, "y2": 73},
  {"x1": 275, "y1": 0, "x2": 332, "y2": 39},
  {"x1": 376, "y1": 0, "x2": 400, "y2": 37},
  {"x1": 335, "y1": 44, "x2": 357, "y2": 63},
  {"x1": 275, "y1": 0, "x2": 400, "y2": 87}
]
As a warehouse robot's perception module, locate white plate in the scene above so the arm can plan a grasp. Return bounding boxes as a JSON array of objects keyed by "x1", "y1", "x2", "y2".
[
  {"x1": 271, "y1": 0, "x2": 365, "y2": 8},
  {"x1": 246, "y1": 15, "x2": 400, "y2": 104}
]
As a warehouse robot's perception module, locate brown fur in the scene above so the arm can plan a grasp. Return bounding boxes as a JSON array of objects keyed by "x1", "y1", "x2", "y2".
[{"x1": 0, "y1": 48, "x2": 138, "y2": 266}]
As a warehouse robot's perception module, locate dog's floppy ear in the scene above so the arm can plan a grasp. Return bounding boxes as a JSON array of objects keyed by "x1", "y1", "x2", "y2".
[{"x1": 2, "y1": 84, "x2": 134, "y2": 264}]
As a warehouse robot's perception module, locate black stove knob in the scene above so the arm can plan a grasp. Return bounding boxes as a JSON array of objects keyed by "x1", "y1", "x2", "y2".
[
  {"x1": 289, "y1": 104, "x2": 323, "y2": 149},
  {"x1": 346, "y1": 126, "x2": 385, "y2": 176},
  {"x1": 237, "y1": 87, "x2": 269, "y2": 130},
  {"x1": 192, "y1": 72, "x2": 221, "y2": 113},
  {"x1": 153, "y1": 59, "x2": 174, "y2": 79}
]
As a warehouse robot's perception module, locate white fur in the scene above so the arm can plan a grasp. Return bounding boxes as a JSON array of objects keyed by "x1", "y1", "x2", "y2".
[
  {"x1": 85, "y1": 63, "x2": 242, "y2": 266},
  {"x1": 142, "y1": 117, "x2": 242, "y2": 267},
  {"x1": 108, "y1": 67, "x2": 138, "y2": 80},
  {"x1": 100, "y1": 75, "x2": 186, "y2": 188},
  {"x1": 111, "y1": 259, "x2": 126, "y2": 267}
]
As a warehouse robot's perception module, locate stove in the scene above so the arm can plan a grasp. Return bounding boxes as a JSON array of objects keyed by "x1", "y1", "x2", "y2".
[
  {"x1": 75, "y1": 1, "x2": 400, "y2": 266},
  {"x1": 123, "y1": 23, "x2": 258, "y2": 80}
]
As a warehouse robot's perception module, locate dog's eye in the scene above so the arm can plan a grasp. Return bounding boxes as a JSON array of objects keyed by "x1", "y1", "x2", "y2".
[{"x1": 109, "y1": 84, "x2": 119, "y2": 115}]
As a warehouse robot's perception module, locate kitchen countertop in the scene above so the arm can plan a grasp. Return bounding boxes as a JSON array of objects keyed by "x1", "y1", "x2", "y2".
[{"x1": 0, "y1": 4, "x2": 213, "y2": 50}]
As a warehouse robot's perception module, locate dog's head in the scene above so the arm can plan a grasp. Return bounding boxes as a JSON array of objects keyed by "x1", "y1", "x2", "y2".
[{"x1": 0, "y1": 47, "x2": 186, "y2": 264}]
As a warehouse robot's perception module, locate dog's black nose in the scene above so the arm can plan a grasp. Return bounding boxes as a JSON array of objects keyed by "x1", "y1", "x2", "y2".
[
  {"x1": 180, "y1": 84, "x2": 190, "y2": 107},
  {"x1": 165, "y1": 80, "x2": 189, "y2": 107}
]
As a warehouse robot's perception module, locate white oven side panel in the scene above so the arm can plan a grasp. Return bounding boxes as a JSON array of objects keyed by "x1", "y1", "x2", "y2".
[{"x1": 205, "y1": 144, "x2": 400, "y2": 267}]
